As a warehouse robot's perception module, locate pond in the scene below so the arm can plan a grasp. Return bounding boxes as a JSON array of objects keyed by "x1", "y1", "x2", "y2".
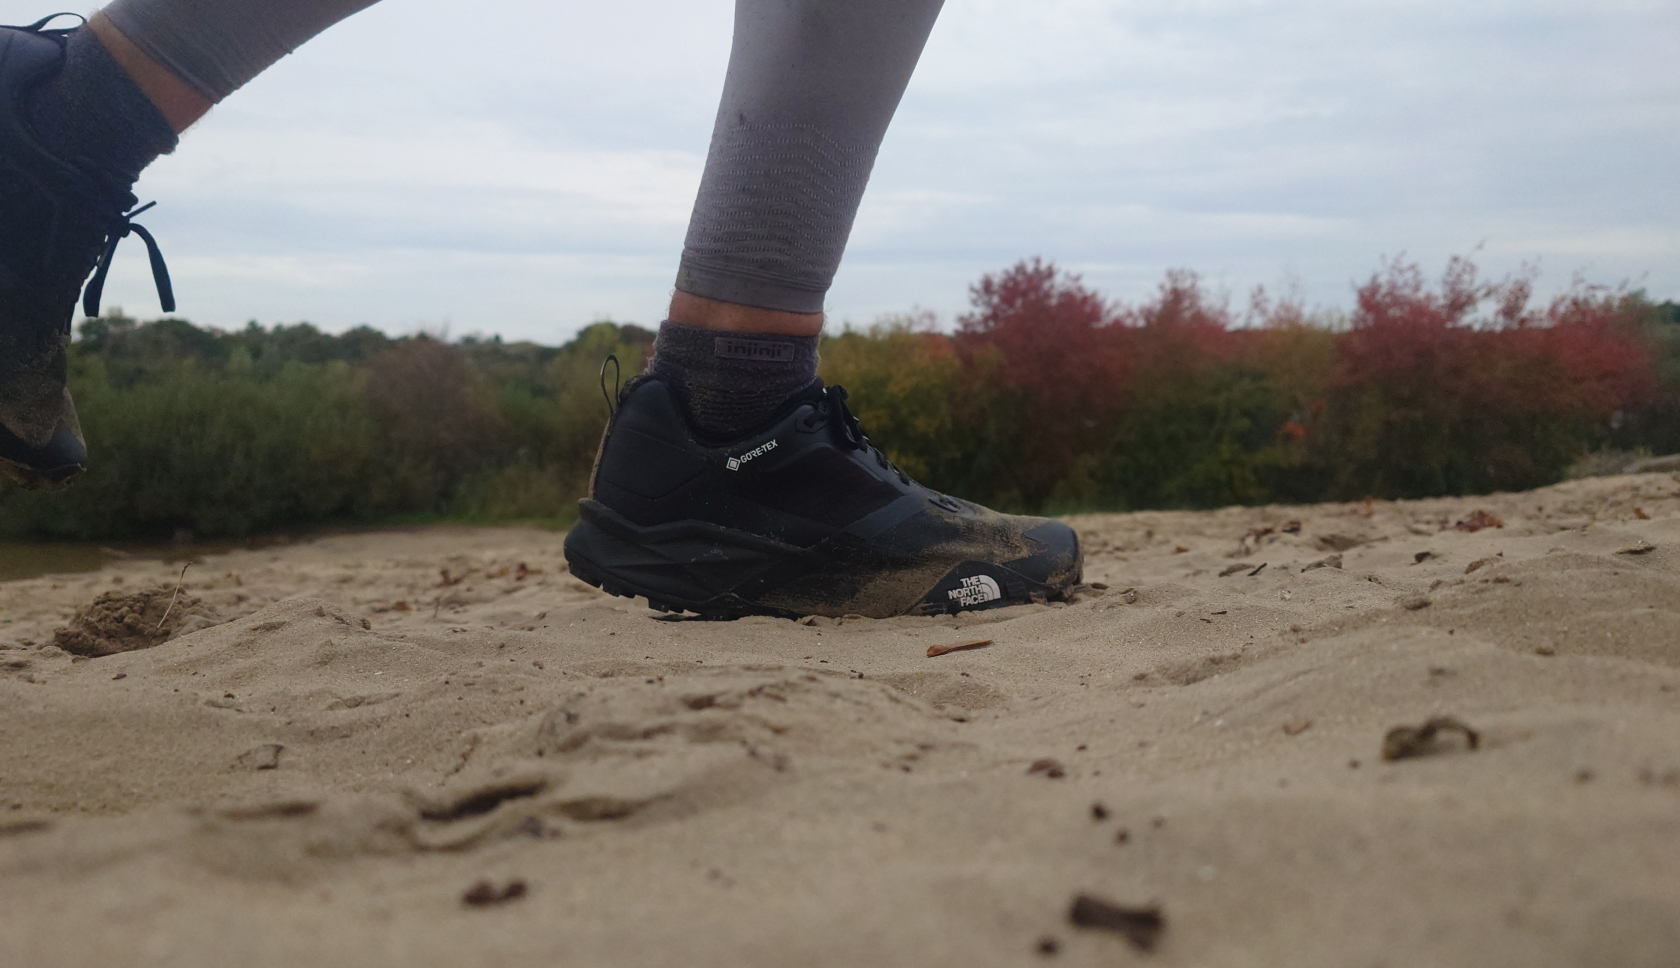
[{"x1": 0, "y1": 541, "x2": 235, "y2": 583}]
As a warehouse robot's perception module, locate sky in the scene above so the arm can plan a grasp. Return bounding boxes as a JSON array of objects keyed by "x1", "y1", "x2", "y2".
[{"x1": 11, "y1": 0, "x2": 1677, "y2": 341}]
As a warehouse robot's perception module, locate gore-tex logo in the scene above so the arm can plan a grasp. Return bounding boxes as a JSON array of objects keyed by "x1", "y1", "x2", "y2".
[{"x1": 726, "y1": 439, "x2": 777, "y2": 471}]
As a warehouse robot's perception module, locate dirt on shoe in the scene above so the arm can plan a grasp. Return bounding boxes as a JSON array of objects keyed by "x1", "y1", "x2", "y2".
[
  {"x1": 567, "y1": 378, "x2": 1082, "y2": 619},
  {"x1": 52, "y1": 587, "x2": 222, "y2": 657}
]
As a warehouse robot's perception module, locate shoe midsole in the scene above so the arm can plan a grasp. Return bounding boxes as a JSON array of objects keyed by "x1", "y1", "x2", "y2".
[
  {"x1": 565, "y1": 499, "x2": 812, "y2": 610},
  {"x1": 564, "y1": 498, "x2": 1071, "y2": 620}
]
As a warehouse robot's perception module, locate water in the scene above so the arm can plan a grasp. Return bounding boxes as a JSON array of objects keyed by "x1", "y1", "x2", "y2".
[{"x1": 0, "y1": 541, "x2": 216, "y2": 583}]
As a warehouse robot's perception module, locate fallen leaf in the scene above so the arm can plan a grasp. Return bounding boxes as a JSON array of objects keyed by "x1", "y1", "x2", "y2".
[
  {"x1": 1381, "y1": 715, "x2": 1479, "y2": 761},
  {"x1": 234, "y1": 744, "x2": 283, "y2": 771},
  {"x1": 927, "y1": 639, "x2": 992, "y2": 658},
  {"x1": 1453, "y1": 510, "x2": 1504, "y2": 532},
  {"x1": 462, "y1": 879, "x2": 527, "y2": 907},
  {"x1": 1027, "y1": 758, "x2": 1066, "y2": 778},
  {"x1": 1067, "y1": 894, "x2": 1165, "y2": 952},
  {"x1": 1283, "y1": 719, "x2": 1313, "y2": 736}
]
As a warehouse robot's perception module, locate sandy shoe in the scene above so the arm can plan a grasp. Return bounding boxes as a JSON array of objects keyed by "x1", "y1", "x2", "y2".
[
  {"x1": 564, "y1": 375, "x2": 1082, "y2": 619},
  {"x1": 0, "y1": 15, "x2": 174, "y2": 489}
]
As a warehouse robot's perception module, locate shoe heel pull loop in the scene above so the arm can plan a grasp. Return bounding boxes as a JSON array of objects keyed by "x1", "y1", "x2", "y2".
[
  {"x1": 21, "y1": 13, "x2": 86, "y2": 33},
  {"x1": 599, "y1": 354, "x2": 621, "y2": 419}
]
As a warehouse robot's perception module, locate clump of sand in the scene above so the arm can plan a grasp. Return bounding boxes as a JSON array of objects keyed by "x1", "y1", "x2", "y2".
[
  {"x1": 51, "y1": 585, "x2": 222, "y2": 657},
  {"x1": 0, "y1": 477, "x2": 1677, "y2": 967}
]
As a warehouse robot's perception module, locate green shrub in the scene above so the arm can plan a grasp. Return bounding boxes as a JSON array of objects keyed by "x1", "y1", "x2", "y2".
[{"x1": 1, "y1": 262, "x2": 1669, "y2": 541}]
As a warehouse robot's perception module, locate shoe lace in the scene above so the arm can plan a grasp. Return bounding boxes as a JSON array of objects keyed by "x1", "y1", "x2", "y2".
[
  {"x1": 823, "y1": 385, "x2": 912, "y2": 486},
  {"x1": 80, "y1": 200, "x2": 175, "y2": 318}
]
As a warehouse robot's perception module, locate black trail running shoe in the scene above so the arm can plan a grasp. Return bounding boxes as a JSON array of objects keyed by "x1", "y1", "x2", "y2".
[
  {"x1": 563, "y1": 375, "x2": 1083, "y2": 619},
  {"x1": 0, "y1": 16, "x2": 175, "y2": 489}
]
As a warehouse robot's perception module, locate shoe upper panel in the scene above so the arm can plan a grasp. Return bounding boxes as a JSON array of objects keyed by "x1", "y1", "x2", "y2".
[
  {"x1": 570, "y1": 377, "x2": 1085, "y2": 618},
  {"x1": 0, "y1": 25, "x2": 137, "y2": 330},
  {"x1": 594, "y1": 378, "x2": 919, "y2": 547}
]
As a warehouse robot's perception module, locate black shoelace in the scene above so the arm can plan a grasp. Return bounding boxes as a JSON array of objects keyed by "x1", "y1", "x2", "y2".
[
  {"x1": 81, "y1": 200, "x2": 175, "y2": 318},
  {"x1": 823, "y1": 385, "x2": 912, "y2": 486}
]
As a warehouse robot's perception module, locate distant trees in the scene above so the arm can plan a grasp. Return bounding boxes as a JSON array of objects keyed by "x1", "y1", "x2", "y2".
[
  {"x1": 0, "y1": 259, "x2": 1669, "y2": 540},
  {"x1": 852, "y1": 256, "x2": 1663, "y2": 512}
]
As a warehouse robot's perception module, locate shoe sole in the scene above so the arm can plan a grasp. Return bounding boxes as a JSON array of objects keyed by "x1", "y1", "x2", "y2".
[
  {"x1": 564, "y1": 500, "x2": 808, "y2": 619},
  {"x1": 563, "y1": 498, "x2": 1075, "y2": 620},
  {"x1": 0, "y1": 453, "x2": 82, "y2": 490}
]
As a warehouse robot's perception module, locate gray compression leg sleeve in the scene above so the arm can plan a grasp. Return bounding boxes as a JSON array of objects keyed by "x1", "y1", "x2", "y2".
[
  {"x1": 676, "y1": 0, "x2": 945, "y2": 314},
  {"x1": 100, "y1": 0, "x2": 382, "y2": 102}
]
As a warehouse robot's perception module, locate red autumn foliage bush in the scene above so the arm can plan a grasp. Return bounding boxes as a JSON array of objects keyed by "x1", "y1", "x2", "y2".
[
  {"x1": 1312, "y1": 258, "x2": 1654, "y2": 497},
  {"x1": 950, "y1": 258, "x2": 1126, "y2": 507},
  {"x1": 859, "y1": 255, "x2": 1664, "y2": 511},
  {"x1": 5, "y1": 255, "x2": 1667, "y2": 541}
]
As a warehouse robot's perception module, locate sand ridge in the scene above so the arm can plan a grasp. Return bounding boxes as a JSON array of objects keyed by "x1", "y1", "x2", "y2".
[{"x1": 1, "y1": 473, "x2": 1678, "y2": 966}]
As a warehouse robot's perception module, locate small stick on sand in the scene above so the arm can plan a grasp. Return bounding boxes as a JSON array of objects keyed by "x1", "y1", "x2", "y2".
[
  {"x1": 154, "y1": 563, "x2": 192, "y2": 631},
  {"x1": 927, "y1": 639, "x2": 991, "y2": 658},
  {"x1": 1382, "y1": 715, "x2": 1480, "y2": 761}
]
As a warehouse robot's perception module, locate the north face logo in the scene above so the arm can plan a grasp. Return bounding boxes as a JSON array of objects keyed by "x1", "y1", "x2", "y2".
[
  {"x1": 725, "y1": 439, "x2": 777, "y2": 471},
  {"x1": 948, "y1": 574, "x2": 1002, "y2": 607}
]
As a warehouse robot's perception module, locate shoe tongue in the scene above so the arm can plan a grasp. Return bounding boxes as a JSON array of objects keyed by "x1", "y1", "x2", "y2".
[{"x1": 745, "y1": 378, "x2": 827, "y2": 435}]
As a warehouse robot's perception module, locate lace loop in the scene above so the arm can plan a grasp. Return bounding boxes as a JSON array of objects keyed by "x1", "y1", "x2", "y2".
[
  {"x1": 824, "y1": 384, "x2": 911, "y2": 486},
  {"x1": 21, "y1": 13, "x2": 86, "y2": 35},
  {"x1": 81, "y1": 202, "x2": 175, "y2": 318}
]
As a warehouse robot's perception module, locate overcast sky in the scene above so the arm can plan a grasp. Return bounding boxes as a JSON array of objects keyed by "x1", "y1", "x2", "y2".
[{"x1": 13, "y1": 0, "x2": 1677, "y2": 341}]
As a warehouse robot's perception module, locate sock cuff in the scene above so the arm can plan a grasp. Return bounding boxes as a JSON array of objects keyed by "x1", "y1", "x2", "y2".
[
  {"x1": 645, "y1": 321, "x2": 821, "y2": 439},
  {"x1": 21, "y1": 29, "x2": 178, "y2": 189}
]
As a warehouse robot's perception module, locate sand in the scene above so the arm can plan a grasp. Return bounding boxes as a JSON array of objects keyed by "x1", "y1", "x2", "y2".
[{"x1": 2, "y1": 473, "x2": 1678, "y2": 967}]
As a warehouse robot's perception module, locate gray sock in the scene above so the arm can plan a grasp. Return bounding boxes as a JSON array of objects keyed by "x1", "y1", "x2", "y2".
[
  {"x1": 23, "y1": 28, "x2": 177, "y2": 185},
  {"x1": 676, "y1": 0, "x2": 946, "y2": 314},
  {"x1": 102, "y1": 0, "x2": 382, "y2": 102},
  {"x1": 646, "y1": 322, "x2": 820, "y2": 440}
]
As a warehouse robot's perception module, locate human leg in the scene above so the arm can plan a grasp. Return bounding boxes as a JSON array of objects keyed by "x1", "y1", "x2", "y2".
[
  {"x1": 566, "y1": 0, "x2": 1085, "y2": 618},
  {"x1": 673, "y1": 0, "x2": 947, "y2": 321},
  {"x1": 100, "y1": 0, "x2": 381, "y2": 109},
  {"x1": 652, "y1": 0, "x2": 944, "y2": 440},
  {"x1": 0, "y1": 2, "x2": 378, "y2": 487}
]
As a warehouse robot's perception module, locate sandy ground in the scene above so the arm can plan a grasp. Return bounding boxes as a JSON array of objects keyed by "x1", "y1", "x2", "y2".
[{"x1": 2, "y1": 473, "x2": 1679, "y2": 967}]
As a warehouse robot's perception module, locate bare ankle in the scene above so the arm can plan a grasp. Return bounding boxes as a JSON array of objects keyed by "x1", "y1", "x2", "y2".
[
  {"x1": 667, "y1": 291, "x2": 824, "y2": 338},
  {"x1": 88, "y1": 13, "x2": 211, "y2": 134}
]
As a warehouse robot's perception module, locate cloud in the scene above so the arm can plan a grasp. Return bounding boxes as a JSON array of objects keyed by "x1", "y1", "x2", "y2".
[{"x1": 12, "y1": 0, "x2": 1672, "y2": 339}]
